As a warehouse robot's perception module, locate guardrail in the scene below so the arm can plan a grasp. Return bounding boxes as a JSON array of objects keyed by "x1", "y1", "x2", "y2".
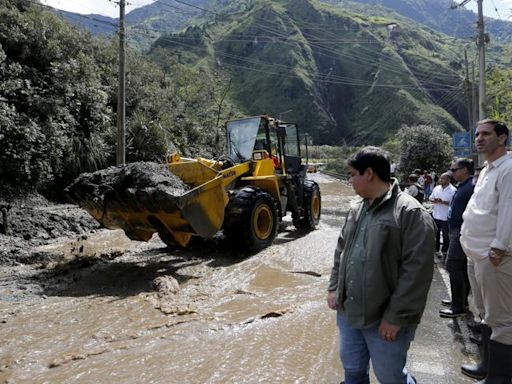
[{"x1": 319, "y1": 169, "x2": 350, "y2": 182}]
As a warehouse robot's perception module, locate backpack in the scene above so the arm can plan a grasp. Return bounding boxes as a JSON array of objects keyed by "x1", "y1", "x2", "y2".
[{"x1": 415, "y1": 183, "x2": 424, "y2": 203}]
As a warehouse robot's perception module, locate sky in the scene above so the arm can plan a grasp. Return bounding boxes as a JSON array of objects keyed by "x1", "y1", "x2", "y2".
[
  {"x1": 41, "y1": 0, "x2": 155, "y2": 18},
  {"x1": 465, "y1": 0, "x2": 512, "y2": 19},
  {"x1": 42, "y1": 0, "x2": 512, "y2": 19}
]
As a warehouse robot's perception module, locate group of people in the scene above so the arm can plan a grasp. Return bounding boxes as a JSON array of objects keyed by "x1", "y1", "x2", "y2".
[
  {"x1": 327, "y1": 118, "x2": 512, "y2": 384},
  {"x1": 404, "y1": 169, "x2": 436, "y2": 202}
]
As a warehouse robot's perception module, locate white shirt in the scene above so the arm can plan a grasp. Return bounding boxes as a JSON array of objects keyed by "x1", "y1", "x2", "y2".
[
  {"x1": 461, "y1": 153, "x2": 512, "y2": 261},
  {"x1": 429, "y1": 184, "x2": 456, "y2": 221}
]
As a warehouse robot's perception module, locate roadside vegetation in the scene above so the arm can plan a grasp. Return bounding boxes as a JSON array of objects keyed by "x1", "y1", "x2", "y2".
[{"x1": 306, "y1": 124, "x2": 453, "y2": 182}]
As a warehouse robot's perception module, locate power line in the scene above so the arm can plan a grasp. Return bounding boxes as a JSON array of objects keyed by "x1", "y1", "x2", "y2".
[
  {"x1": 489, "y1": 0, "x2": 503, "y2": 20},
  {"x1": 160, "y1": 0, "x2": 218, "y2": 15},
  {"x1": 147, "y1": 0, "x2": 196, "y2": 15},
  {"x1": 131, "y1": 19, "x2": 462, "y2": 91}
]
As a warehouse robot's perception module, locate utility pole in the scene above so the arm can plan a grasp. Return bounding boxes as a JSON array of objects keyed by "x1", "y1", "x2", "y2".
[
  {"x1": 476, "y1": 0, "x2": 486, "y2": 120},
  {"x1": 472, "y1": 63, "x2": 478, "y2": 126},
  {"x1": 116, "y1": 0, "x2": 126, "y2": 165},
  {"x1": 463, "y1": 49, "x2": 473, "y2": 131},
  {"x1": 451, "y1": 0, "x2": 486, "y2": 120}
]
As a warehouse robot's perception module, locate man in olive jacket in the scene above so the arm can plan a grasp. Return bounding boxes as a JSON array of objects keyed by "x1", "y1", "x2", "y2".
[{"x1": 327, "y1": 147, "x2": 435, "y2": 384}]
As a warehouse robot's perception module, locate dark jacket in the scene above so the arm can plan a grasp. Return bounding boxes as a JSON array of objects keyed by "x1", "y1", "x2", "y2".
[
  {"x1": 448, "y1": 177, "x2": 474, "y2": 229},
  {"x1": 328, "y1": 179, "x2": 435, "y2": 326}
]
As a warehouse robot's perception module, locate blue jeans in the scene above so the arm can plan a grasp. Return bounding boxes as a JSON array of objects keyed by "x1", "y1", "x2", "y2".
[{"x1": 337, "y1": 313, "x2": 417, "y2": 384}]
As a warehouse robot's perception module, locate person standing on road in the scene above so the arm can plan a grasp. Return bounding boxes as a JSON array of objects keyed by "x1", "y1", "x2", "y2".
[
  {"x1": 405, "y1": 174, "x2": 424, "y2": 202},
  {"x1": 429, "y1": 172, "x2": 456, "y2": 259},
  {"x1": 439, "y1": 158, "x2": 474, "y2": 319},
  {"x1": 460, "y1": 119, "x2": 512, "y2": 383},
  {"x1": 423, "y1": 171, "x2": 434, "y2": 199},
  {"x1": 327, "y1": 146, "x2": 435, "y2": 384}
]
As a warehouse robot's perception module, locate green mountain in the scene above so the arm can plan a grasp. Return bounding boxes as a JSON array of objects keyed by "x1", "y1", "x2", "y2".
[
  {"x1": 150, "y1": 0, "x2": 468, "y2": 144},
  {"x1": 52, "y1": 10, "x2": 117, "y2": 36},
  {"x1": 324, "y1": 0, "x2": 512, "y2": 42}
]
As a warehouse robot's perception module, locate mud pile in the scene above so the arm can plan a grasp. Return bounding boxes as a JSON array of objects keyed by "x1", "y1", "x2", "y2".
[
  {"x1": 0, "y1": 195, "x2": 100, "y2": 265},
  {"x1": 66, "y1": 162, "x2": 191, "y2": 217}
]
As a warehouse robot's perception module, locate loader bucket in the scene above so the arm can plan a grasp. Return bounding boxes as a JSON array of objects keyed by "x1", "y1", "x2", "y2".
[{"x1": 66, "y1": 161, "x2": 229, "y2": 247}]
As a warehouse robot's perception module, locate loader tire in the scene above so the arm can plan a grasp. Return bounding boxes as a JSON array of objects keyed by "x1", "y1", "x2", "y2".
[
  {"x1": 293, "y1": 180, "x2": 321, "y2": 230},
  {"x1": 224, "y1": 186, "x2": 278, "y2": 252}
]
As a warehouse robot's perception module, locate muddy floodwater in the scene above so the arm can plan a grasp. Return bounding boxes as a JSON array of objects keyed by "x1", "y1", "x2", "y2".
[{"x1": 0, "y1": 174, "x2": 354, "y2": 384}]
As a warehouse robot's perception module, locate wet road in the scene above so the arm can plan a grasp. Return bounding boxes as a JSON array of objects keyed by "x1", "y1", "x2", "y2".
[{"x1": 0, "y1": 174, "x2": 480, "y2": 383}]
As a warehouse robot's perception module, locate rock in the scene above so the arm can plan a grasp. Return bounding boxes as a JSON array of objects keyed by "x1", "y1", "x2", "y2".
[{"x1": 152, "y1": 275, "x2": 180, "y2": 297}]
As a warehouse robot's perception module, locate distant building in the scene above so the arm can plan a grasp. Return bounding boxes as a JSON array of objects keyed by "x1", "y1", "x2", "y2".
[{"x1": 387, "y1": 23, "x2": 401, "y2": 39}]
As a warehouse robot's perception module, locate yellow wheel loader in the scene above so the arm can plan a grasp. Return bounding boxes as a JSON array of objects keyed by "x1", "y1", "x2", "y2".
[{"x1": 67, "y1": 115, "x2": 321, "y2": 252}]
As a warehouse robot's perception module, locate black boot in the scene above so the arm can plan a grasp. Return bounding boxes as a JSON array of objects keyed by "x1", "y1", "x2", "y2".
[
  {"x1": 477, "y1": 339, "x2": 512, "y2": 383},
  {"x1": 440, "y1": 275, "x2": 467, "y2": 317},
  {"x1": 461, "y1": 325, "x2": 491, "y2": 380}
]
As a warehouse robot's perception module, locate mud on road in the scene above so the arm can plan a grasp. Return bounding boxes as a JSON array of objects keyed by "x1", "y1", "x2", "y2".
[{"x1": 0, "y1": 173, "x2": 355, "y2": 384}]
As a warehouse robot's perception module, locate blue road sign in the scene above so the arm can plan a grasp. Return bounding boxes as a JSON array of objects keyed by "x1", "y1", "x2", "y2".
[{"x1": 453, "y1": 132, "x2": 471, "y2": 148}]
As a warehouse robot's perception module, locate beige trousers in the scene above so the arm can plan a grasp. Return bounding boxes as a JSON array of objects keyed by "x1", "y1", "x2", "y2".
[
  {"x1": 467, "y1": 258, "x2": 485, "y2": 320},
  {"x1": 474, "y1": 255, "x2": 512, "y2": 345}
]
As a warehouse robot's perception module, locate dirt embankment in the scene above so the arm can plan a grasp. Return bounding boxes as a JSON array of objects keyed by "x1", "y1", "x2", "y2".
[{"x1": 0, "y1": 194, "x2": 100, "y2": 266}]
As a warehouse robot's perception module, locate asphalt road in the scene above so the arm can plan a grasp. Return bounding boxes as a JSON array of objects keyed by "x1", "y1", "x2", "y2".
[{"x1": 409, "y1": 259, "x2": 481, "y2": 384}]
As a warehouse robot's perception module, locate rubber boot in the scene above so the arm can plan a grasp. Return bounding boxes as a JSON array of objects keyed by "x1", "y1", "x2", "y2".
[
  {"x1": 461, "y1": 325, "x2": 491, "y2": 380},
  {"x1": 476, "y1": 340, "x2": 512, "y2": 384}
]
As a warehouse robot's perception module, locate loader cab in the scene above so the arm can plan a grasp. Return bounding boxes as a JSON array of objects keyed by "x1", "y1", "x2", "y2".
[
  {"x1": 277, "y1": 123, "x2": 302, "y2": 174},
  {"x1": 226, "y1": 116, "x2": 262, "y2": 162},
  {"x1": 226, "y1": 116, "x2": 278, "y2": 164},
  {"x1": 225, "y1": 116, "x2": 305, "y2": 175}
]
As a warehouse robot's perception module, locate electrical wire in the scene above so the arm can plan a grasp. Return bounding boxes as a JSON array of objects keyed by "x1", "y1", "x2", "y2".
[
  {"x1": 161, "y1": 0, "x2": 218, "y2": 15},
  {"x1": 139, "y1": 27, "x2": 461, "y2": 92}
]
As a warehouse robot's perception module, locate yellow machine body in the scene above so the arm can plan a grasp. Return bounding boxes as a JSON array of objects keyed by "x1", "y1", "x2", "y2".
[{"x1": 92, "y1": 153, "x2": 281, "y2": 248}]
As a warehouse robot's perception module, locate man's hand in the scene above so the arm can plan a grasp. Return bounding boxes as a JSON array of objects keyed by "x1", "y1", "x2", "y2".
[
  {"x1": 378, "y1": 319, "x2": 401, "y2": 342},
  {"x1": 327, "y1": 291, "x2": 337, "y2": 310},
  {"x1": 489, "y1": 248, "x2": 507, "y2": 267}
]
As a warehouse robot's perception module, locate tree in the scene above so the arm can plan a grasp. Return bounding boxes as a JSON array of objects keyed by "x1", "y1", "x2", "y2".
[
  {"x1": 486, "y1": 67, "x2": 512, "y2": 124},
  {"x1": 0, "y1": 1, "x2": 113, "y2": 197},
  {"x1": 397, "y1": 124, "x2": 454, "y2": 178}
]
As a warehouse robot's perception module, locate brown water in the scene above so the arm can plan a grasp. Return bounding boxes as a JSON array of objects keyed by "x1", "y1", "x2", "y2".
[{"x1": 0, "y1": 174, "x2": 353, "y2": 384}]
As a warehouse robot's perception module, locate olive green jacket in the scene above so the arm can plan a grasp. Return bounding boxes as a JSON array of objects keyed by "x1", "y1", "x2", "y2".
[{"x1": 328, "y1": 179, "x2": 435, "y2": 326}]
